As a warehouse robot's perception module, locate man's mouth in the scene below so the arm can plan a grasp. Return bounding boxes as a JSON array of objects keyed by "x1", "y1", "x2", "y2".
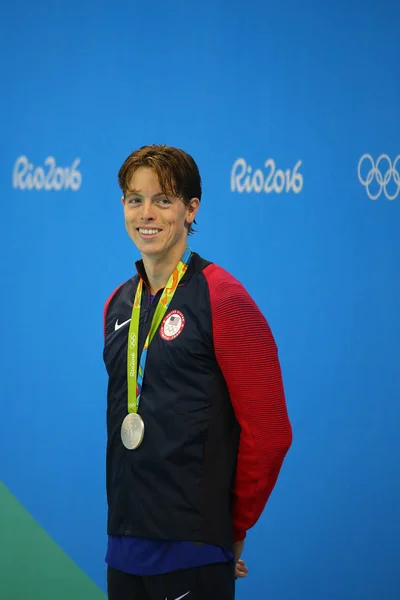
[{"x1": 137, "y1": 228, "x2": 162, "y2": 237}]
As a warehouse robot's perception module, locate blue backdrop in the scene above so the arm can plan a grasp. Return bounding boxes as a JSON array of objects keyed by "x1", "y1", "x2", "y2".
[{"x1": 1, "y1": 0, "x2": 399, "y2": 598}]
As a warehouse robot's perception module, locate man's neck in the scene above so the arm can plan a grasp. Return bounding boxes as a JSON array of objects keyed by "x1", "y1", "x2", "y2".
[{"x1": 141, "y1": 240, "x2": 188, "y2": 295}]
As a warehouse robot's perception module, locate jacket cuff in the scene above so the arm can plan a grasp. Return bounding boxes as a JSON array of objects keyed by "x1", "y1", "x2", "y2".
[{"x1": 233, "y1": 527, "x2": 247, "y2": 543}]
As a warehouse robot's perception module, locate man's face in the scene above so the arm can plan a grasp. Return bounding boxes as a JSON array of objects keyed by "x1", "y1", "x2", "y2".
[{"x1": 122, "y1": 167, "x2": 198, "y2": 259}]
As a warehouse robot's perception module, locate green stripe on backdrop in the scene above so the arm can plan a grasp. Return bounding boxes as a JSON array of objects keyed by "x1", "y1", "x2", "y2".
[{"x1": 0, "y1": 481, "x2": 106, "y2": 600}]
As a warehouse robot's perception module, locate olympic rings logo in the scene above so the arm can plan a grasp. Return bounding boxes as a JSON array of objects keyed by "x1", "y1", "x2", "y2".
[
  {"x1": 358, "y1": 154, "x2": 400, "y2": 200},
  {"x1": 129, "y1": 333, "x2": 137, "y2": 349}
]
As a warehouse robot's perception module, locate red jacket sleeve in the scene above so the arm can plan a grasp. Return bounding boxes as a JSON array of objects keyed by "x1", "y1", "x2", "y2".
[{"x1": 203, "y1": 264, "x2": 292, "y2": 542}]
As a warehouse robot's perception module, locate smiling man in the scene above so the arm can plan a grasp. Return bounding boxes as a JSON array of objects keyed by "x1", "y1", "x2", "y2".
[{"x1": 103, "y1": 144, "x2": 292, "y2": 600}]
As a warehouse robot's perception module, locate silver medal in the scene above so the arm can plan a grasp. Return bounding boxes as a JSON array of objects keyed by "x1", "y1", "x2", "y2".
[{"x1": 121, "y1": 413, "x2": 145, "y2": 450}]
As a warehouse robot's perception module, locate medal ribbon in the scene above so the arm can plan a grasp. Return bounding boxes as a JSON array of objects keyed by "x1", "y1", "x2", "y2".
[{"x1": 127, "y1": 246, "x2": 192, "y2": 414}]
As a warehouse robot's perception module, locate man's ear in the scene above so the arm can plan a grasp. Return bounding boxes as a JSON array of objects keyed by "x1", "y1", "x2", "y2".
[{"x1": 186, "y1": 197, "x2": 200, "y2": 224}]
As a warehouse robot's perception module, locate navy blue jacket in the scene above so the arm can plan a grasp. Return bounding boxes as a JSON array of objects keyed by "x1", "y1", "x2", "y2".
[{"x1": 103, "y1": 252, "x2": 292, "y2": 551}]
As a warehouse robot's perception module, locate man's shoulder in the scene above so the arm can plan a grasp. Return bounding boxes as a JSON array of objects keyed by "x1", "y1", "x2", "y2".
[
  {"x1": 104, "y1": 275, "x2": 139, "y2": 313},
  {"x1": 201, "y1": 261, "x2": 248, "y2": 296},
  {"x1": 103, "y1": 276, "x2": 139, "y2": 338}
]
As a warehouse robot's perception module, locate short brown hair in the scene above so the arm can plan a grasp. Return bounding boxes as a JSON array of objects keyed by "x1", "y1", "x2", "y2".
[{"x1": 118, "y1": 144, "x2": 202, "y2": 235}]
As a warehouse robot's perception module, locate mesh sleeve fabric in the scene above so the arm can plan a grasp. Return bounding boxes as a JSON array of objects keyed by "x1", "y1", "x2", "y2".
[{"x1": 203, "y1": 264, "x2": 292, "y2": 542}]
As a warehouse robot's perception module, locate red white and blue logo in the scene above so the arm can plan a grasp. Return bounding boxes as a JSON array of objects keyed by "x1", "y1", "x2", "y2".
[{"x1": 160, "y1": 310, "x2": 185, "y2": 341}]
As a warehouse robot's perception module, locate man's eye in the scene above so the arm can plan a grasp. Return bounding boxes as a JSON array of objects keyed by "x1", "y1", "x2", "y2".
[
  {"x1": 158, "y1": 198, "x2": 171, "y2": 205},
  {"x1": 127, "y1": 197, "x2": 141, "y2": 204}
]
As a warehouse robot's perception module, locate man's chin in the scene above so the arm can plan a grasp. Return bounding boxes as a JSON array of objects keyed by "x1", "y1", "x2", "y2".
[{"x1": 132, "y1": 234, "x2": 161, "y2": 253}]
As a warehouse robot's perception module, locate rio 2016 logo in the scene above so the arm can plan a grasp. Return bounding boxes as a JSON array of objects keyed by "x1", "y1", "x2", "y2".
[
  {"x1": 231, "y1": 158, "x2": 303, "y2": 194},
  {"x1": 12, "y1": 156, "x2": 82, "y2": 191}
]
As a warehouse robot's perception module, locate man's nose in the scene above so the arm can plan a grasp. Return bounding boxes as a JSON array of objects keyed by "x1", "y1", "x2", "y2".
[{"x1": 140, "y1": 199, "x2": 155, "y2": 221}]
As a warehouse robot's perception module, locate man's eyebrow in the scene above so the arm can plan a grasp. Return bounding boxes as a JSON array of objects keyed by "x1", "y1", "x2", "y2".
[{"x1": 126, "y1": 190, "x2": 167, "y2": 198}]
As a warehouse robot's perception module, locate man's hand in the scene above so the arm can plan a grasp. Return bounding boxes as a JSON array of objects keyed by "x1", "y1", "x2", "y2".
[
  {"x1": 234, "y1": 540, "x2": 248, "y2": 578},
  {"x1": 235, "y1": 559, "x2": 249, "y2": 578}
]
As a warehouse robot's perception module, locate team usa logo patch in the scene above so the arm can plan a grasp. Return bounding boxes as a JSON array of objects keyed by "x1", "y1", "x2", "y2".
[{"x1": 160, "y1": 310, "x2": 185, "y2": 341}]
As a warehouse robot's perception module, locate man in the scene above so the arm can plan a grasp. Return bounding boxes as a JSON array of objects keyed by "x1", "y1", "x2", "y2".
[{"x1": 103, "y1": 144, "x2": 292, "y2": 600}]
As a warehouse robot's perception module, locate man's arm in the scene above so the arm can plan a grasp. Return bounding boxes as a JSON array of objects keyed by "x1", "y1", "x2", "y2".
[{"x1": 204, "y1": 264, "x2": 292, "y2": 542}]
